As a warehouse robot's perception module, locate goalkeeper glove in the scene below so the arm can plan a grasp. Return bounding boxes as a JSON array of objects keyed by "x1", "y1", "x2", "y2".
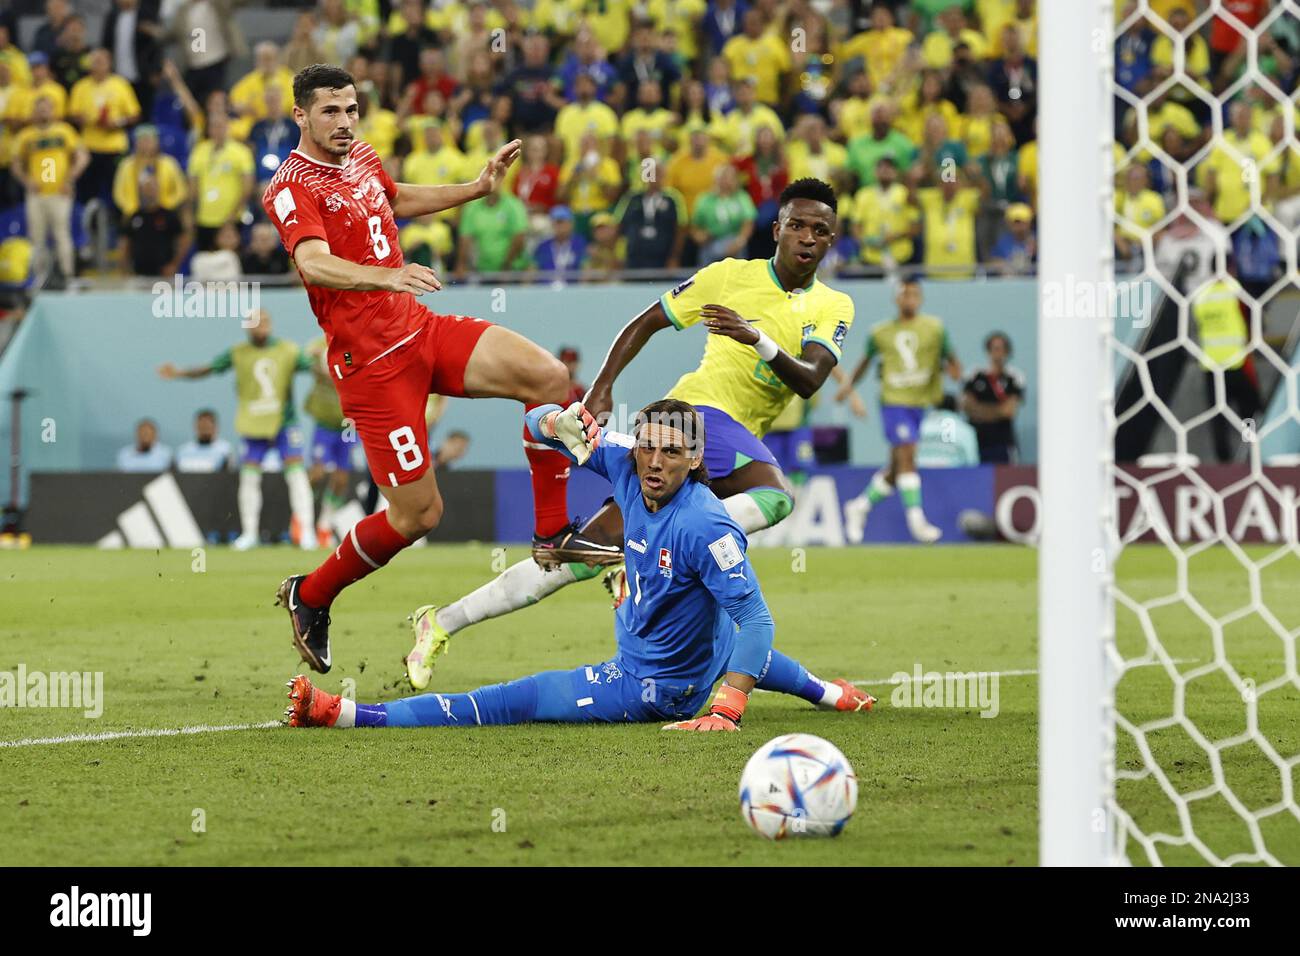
[
  {"x1": 662, "y1": 684, "x2": 748, "y2": 732},
  {"x1": 540, "y1": 402, "x2": 601, "y2": 464}
]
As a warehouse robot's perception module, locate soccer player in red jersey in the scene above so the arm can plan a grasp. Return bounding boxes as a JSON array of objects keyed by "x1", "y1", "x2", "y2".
[{"x1": 263, "y1": 64, "x2": 614, "y2": 673}]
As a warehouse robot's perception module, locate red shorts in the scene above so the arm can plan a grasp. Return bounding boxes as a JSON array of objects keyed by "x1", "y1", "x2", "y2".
[{"x1": 338, "y1": 310, "x2": 492, "y2": 487}]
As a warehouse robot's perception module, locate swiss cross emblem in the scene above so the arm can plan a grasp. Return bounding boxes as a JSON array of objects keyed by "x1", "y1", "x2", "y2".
[
  {"x1": 659, "y1": 548, "x2": 672, "y2": 570},
  {"x1": 325, "y1": 193, "x2": 345, "y2": 213}
]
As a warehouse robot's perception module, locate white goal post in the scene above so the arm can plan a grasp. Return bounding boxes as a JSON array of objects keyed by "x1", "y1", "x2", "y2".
[{"x1": 1038, "y1": 0, "x2": 1115, "y2": 867}]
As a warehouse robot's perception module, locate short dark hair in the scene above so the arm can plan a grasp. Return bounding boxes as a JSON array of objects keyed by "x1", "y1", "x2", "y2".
[
  {"x1": 900, "y1": 272, "x2": 923, "y2": 288},
  {"x1": 293, "y1": 64, "x2": 356, "y2": 109},
  {"x1": 778, "y1": 177, "x2": 837, "y2": 214},
  {"x1": 195, "y1": 408, "x2": 217, "y2": 421},
  {"x1": 628, "y1": 398, "x2": 710, "y2": 485},
  {"x1": 985, "y1": 331, "x2": 1012, "y2": 355}
]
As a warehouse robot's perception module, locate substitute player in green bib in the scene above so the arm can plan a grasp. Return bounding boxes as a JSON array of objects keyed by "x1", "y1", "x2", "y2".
[
  {"x1": 159, "y1": 309, "x2": 318, "y2": 550},
  {"x1": 304, "y1": 336, "x2": 354, "y2": 548},
  {"x1": 837, "y1": 276, "x2": 962, "y2": 543},
  {"x1": 403, "y1": 178, "x2": 857, "y2": 689}
]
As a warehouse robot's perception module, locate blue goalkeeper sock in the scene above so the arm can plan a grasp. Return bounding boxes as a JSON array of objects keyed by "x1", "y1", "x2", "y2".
[
  {"x1": 756, "y1": 648, "x2": 829, "y2": 705},
  {"x1": 369, "y1": 676, "x2": 543, "y2": 727}
]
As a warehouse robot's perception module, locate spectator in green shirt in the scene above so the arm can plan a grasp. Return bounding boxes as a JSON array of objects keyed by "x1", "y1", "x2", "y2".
[
  {"x1": 690, "y1": 164, "x2": 757, "y2": 264},
  {"x1": 848, "y1": 103, "x2": 916, "y2": 187},
  {"x1": 455, "y1": 190, "x2": 530, "y2": 278}
]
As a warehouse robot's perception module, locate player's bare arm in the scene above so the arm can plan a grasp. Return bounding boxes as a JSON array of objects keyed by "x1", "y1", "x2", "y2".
[
  {"x1": 292, "y1": 237, "x2": 441, "y2": 295},
  {"x1": 837, "y1": 352, "x2": 873, "y2": 400},
  {"x1": 584, "y1": 301, "x2": 674, "y2": 421},
  {"x1": 700, "y1": 304, "x2": 838, "y2": 399},
  {"x1": 157, "y1": 362, "x2": 214, "y2": 380},
  {"x1": 390, "y1": 139, "x2": 522, "y2": 218}
]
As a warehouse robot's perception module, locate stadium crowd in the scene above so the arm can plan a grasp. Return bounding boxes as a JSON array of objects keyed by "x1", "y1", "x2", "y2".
[{"x1": 0, "y1": 0, "x2": 1295, "y2": 293}]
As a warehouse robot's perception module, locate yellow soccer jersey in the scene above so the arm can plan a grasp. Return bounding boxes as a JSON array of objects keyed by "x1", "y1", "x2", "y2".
[{"x1": 659, "y1": 257, "x2": 855, "y2": 438}]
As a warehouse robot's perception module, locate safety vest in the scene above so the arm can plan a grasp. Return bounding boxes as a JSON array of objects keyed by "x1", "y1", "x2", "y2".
[{"x1": 1191, "y1": 280, "x2": 1248, "y2": 370}]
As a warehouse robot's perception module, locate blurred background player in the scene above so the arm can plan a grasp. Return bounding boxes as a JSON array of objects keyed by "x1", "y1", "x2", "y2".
[
  {"x1": 404, "y1": 179, "x2": 855, "y2": 688},
  {"x1": 294, "y1": 399, "x2": 874, "y2": 729},
  {"x1": 960, "y1": 331, "x2": 1026, "y2": 464},
  {"x1": 158, "y1": 309, "x2": 316, "y2": 551},
  {"x1": 304, "y1": 336, "x2": 351, "y2": 547},
  {"x1": 837, "y1": 277, "x2": 962, "y2": 544}
]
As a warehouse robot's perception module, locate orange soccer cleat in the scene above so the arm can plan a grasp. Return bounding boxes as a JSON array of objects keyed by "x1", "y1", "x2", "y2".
[
  {"x1": 284, "y1": 674, "x2": 342, "y2": 727},
  {"x1": 830, "y1": 679, "x2": 876, "y2": 713}
]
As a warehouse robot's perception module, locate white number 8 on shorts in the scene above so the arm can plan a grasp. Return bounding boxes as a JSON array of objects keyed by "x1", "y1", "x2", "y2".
[{"x1": 388, "y1": 426, "x2": 424, "y2": 471}]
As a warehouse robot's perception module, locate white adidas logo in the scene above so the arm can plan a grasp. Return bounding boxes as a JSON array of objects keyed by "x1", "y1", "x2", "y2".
[{"x1": 97, "y1": 473, "x2": 204, "y2": 549}]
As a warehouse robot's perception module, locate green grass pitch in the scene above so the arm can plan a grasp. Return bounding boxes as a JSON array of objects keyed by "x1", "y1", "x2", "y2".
[{"x1": 1, "y1": 544, "x2": 1296, "y2": 866}]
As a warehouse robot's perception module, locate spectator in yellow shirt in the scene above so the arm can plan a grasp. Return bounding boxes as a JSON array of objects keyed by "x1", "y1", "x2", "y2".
[
  {"x1": 229, "y1": 42, "x2": 295, "y2": 143},
  {"x1": 833, "y1": 67, "x2": 890, "y2": 142},
  {"x1": 555, "y1": 72, "x2": 620, "y2": 167},
  {"x1": 8, "y1": 52, "x2": 68, "y2": 125},
  {"x1": 579, "y1": 0, "x2": 632, "y2": 56},
  {"x1": 11, "y1": 95, "x2": 87, "y2": 281},
  {"x1": 787, "y1": 115, "x2": 848, "y2": 184},
  {"x1": 666, "y1": 127, "x2": 728, "y2": 219},
  {"x1": 917, "y1": 176, "x2": 981, "y2": 279},
  {"x1": 67, "y1": 48, "x2": 140, "y2": 205},
  {"x1": 960, "y1": 84, "x2": 999, "y2": 160},
  {"x1": 922, "y1": 7, "x2": 988, "y2": 69},
  {"x1": 897, "y1": 70, "x2": 962, "y2": 146},
  {"x1": 112, "y1": 124, "x2": 187, "y2": 218},
  {"x1": 721, "y1": 8, "x2": 790, "y2": 107},
  {"x1": 852, "y1": 155, "x2": 920, "y2": 268},
  {"x1": 836, "y1": 4, "x2": 913, "y2": 92},
  {"x1": 1198, "y1": 101, "x2": 1277, "y2": 224},
  {"x1": 560, "y1": 131, "x2": 624, "y2": 236},
  {"x1": 404, "y1": 123, "x2": 471, "y2": 222},
  {"x1": 1115, "y1": 163, "x2": 1167, "y2": 261},
  {"x1": 647, "y1": 0, "x2": 707, "y2": 63},
  {"x1": 709, "y1": 77, "x2": 784, "y2": 158},
  {"x1": 619, "y1": 80, "x2": 678, "y2": 151},
  {"x1": 187, "y1": 111, "x2": 254, "y2": 249},
  {"x1": 1149, "y1": 6, "x2": 1211, "y2": 105}
]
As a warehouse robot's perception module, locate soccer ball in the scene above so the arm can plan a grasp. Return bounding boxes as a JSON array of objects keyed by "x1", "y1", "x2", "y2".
[{"x1": 738, "y1": 733, "x2": 857, "y2": 839}]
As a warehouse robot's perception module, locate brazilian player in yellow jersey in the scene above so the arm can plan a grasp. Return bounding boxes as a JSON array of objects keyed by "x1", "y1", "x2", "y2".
[
  {"x1": 836, "y1": 277, "x2": 962, "y2": 544},
  {"x1": 404, "y1": 179, "x2": 856, "y2": 689},
  {"x1": 158, "y1": 309, "x2": 319, "y2": 552}
]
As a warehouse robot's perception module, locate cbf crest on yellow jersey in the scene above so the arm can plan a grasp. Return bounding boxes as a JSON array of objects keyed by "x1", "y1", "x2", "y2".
[{"x1": 658, "y1": 258, "x2": 855, "y2": 438}]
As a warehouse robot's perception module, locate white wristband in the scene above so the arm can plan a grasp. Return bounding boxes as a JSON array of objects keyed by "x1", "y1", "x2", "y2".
[{"x1": 753, "y1": 329, "x2": 779, "y2": 362}]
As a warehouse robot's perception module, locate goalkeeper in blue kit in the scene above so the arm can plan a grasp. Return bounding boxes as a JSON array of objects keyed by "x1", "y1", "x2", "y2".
[{"x1": 285, "y1": 399, "x2": 874, "y2": 731}]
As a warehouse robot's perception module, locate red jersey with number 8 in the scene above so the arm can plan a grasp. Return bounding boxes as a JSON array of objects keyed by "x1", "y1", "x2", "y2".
[{"x1": 262, "y1": 141, "x2": 426, "y2": 379}]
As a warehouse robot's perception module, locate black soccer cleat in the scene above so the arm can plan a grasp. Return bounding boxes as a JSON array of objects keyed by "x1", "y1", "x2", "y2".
[
  {"x1": 531, "y1": 520, "x2": 623, "y2": 569},
  {"x1": 275, "y1": 575, "x2": 333, "y2": 674}
]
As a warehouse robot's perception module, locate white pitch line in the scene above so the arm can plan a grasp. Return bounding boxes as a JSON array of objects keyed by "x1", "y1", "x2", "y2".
[
  {"x1": 0, "y1": 721, "x2": 279, "y2": 749},
  {"x1": 3, "y1": 661, "x2": 1196, "y2": 746}
]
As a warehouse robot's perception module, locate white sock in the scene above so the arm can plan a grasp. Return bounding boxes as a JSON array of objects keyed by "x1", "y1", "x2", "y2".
[
  {"x1": 810, "y1": 675, "x2": 843, "y2": 707},
  {"x1": 723, "y1": 493, "x2": 769, "y2": 533},
  {"x1": 436, "y1": 559, "x2": 579, "y2": 635},
  {"x1": 335, "y1": 698, "x2": 356, "y2": 728},
  {"x1": 285, "y1": 466, "x2": 315, "y2": 537},
  {"x1": 238, "y1": 467, "x2": 262, "y2": 538}
]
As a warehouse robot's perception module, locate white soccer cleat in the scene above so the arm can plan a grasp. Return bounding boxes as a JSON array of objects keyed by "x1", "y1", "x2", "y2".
[
  {"x1": 907, "y1": 512, "x2": 942, "y2": 544},
  {"x1": 231, "y1": 532, "x2": 260, "y2": 551},
  {"x1": 843, "y1": 496, "x2": 871, "y2": 544}
]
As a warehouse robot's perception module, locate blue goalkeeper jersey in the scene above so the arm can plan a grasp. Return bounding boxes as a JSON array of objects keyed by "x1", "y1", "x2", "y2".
[{"x1": 528, "y1": 413, "x2": 775, "y2": 691}]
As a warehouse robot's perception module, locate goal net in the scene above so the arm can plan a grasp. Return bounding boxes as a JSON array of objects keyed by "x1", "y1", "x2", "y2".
[{"x1": 1041, "y1": 0, "x2": 1299, "y2": 866}]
